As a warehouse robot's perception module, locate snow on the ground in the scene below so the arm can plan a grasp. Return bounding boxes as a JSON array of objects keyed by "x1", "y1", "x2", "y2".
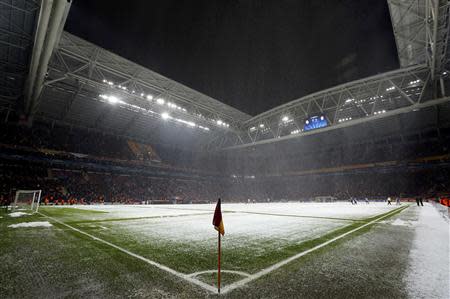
[
  {"x1": 8, "y1": 221, "x2": 53, "y2": 228},
  {"x1": 9, "y1": 212, "x2": 30, "y2": 217},
  {"x1": 67, "y1": 202, "x2": 398, "y2": 221},
  {"x1": 65, "y1": 205, "x2": 211, "y2": 219},
  {"x1": 405, "y1": 203, "x2": 450, "y2": 299},
  {"x1": 49, "y1": 203, "x2": 400, "y2": 250},
  {"x1": 163, "y1": 202, "x2": 398, "y2": 219},
  {"x1": 103, "y1": 212, "x2": 348, "y2": 250},
  {"x1": 380, "y1": 218, "x2": 416, "y2": 227}
]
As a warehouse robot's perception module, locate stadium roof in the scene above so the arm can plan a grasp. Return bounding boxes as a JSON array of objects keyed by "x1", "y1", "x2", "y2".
[
  {"x1": 42, "y1": 31, "x2": 252, "y2": 123},
  {"x1": 212, "y1": 0, "x2": 450, "y2": 150},
  {"x1": 387, "y1": 0, "x2": 450, "y2": 79},
  {"x1": 0, "y1": 0, "x2": 40, "y2": 108},
  {"x1": 33, "y1": 31, "x2": 251, "y2": 148},
  {"x1": 1, "y1": 0, "x2": 449, "y2": 151}
]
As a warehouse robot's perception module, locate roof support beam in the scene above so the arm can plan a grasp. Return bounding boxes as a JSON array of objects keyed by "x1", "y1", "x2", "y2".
[
  {"x1": 24, "y1": 0, "x2": 72, "y2": 116},
  {"x1": 223, "y1": 96, "x2": 450, "y2": 150}
]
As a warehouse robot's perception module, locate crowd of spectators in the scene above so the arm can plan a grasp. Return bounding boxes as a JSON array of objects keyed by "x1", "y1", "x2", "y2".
[
  {"x1": 0, "y1": 162, "x2": 225, "y2": 206},
  {"x1": 1, "y1": 159, "x2": 448, "y2": 207},
  {"x1": 1, "y1": 121, "x2": 449, "y2": 177},
  {"x1": 0, "y1": 120, "x2": 449, "y2": 207},
  {"x1": 0, "y1": 121, "x2": 217, "y2": 171},
  {"x1": 228, "y1": 132, "x2": 450, "y2": 175},
  {"x1": 0, "y1": 122, "x2": 131, "y2": 160}
]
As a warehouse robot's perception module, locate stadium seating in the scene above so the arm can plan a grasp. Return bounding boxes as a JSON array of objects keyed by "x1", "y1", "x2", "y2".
[{"x1": 0, "y1": 121, "x2": 449, "y2": 206}]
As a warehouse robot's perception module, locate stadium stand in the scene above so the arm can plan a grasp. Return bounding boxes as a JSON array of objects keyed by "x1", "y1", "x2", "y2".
[{"x1": 1, "y1": 110, "x2": 449, "y2": 208}]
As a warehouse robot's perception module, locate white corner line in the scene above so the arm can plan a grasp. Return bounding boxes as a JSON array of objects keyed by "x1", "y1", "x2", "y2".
[
  {"x1": 37, "y1": 212, "x2": 217, "y2": 294},
  {"x1": 220, "y1": 206, "x2": 408, "y2": 295},
  {"x1": 188, "y1": 269, "x2": 251, "y2": 278},
  {"x1": 38, "y1": 206, "x2": 407, "y2": 295}
]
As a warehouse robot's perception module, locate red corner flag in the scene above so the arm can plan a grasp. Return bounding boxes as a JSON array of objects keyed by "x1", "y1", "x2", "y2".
[
  {"x1": 213, "y1": 198, "x2": 224, "y2": 294},
  {"x1": 213, "y1": 198, "x2": 225, "y2": 235}
]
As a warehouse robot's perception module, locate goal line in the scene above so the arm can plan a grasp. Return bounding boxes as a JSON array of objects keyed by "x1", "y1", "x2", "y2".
[{"x1": 38, "y1": 206, "x2": 407, "y2": 295}]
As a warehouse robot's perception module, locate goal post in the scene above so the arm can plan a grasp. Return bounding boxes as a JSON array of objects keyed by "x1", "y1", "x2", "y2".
[{"x1": 12, "y1": 190, "x2": 42, "y2": 213}]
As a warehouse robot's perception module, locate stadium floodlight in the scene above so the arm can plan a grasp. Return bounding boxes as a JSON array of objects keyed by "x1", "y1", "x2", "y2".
[
  {"x1": 386, "y1": 86, "x2": 395, "y2": 91},
  {"x1": 156, "y1": 98, "x2": 165, "y2": 105},
  {"x1": 107, "y1": 96, "x2": 119, "y2": 104},
  {"x1": 168, "y1": 102, "x2": 178, "y2": 109},
  {"x1": 161, "y1": 112, "x2": 170, "y2": 119},
  {"x1": 99, "y1": 94, "x2": 121, "y2": 104},
  {"x1": 374, "y1": 110, "x2": 387, "y2": 115},
  {"x1": 12, "y1": 190, "x2": 42, "y2": 213}
]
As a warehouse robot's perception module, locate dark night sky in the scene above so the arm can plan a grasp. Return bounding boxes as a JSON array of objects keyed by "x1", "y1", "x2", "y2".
[{"x1": 65, "y1": 0, "x2": 399, "y2": 116}]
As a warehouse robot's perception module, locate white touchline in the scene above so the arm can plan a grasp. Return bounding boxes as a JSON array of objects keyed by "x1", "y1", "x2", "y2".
[
  {"x1": 38, "y1": 206, "x2": 407, "y2": 295},
  {"x1": 220, "y1": 206, "x2": 408, "y2": 294},
  {"x1": 37, "y1": 212, "x2": 217, "y2": 294}
]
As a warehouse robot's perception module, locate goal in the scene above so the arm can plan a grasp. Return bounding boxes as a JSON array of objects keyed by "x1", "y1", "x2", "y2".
[{"x1": 11, "y1": 190, "x2": 42, "y2": 213}]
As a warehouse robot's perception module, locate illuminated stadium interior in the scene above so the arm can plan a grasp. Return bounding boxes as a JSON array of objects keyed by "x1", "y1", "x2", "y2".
[{"x1": 0, "y1": 0, "x2": 449, "y2": 298}]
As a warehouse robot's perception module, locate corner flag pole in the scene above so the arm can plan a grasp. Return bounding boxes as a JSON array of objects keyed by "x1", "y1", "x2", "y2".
[
  {"x1": 218, "y1": 231, "x2": 221, "y2": 294},
  {"x1": 212, "y1": 197, "x2": 224, "y2": 294}
]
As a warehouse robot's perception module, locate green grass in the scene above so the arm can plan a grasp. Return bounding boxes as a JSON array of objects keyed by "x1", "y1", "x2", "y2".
[
  {"x1": 39, "y1": 206, "x2": 109, "y2": 215},
  {"x1": 65, "y1": 212, "x2": 211, "y2": 225},
  {"x1": 228, "y1": 210, "x2": 361, "y2": 222},
  {"x1": 0, "y1": 204, "x2": 410, "y2": 298},
  {"x1": 0, "y1": 213, "x2": 207, "y2": 298},
  {"x1": 41, "y1": 205, "x2": 407, "y2": 277}
]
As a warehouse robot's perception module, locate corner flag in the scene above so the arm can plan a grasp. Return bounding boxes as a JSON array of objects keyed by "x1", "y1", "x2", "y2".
[
  {"x1": 213, "y1": 198, "x2": 224, "y2": 235},
  {"x1": 212, "y1": 198, "x2": 224, "y2": 294}
]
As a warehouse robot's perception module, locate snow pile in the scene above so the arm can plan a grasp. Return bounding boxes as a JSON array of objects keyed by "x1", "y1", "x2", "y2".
[
  {"x1": 9, "y1": 212, "x2": 30, "y2": 217},
  {"x1": 406, "y1": 204, "x2": 449, "y2": 298},
  {"x1": 8, "y1": 221, "x2": 53, "y2": 228},
  {"x1": 388, "y1": 219, "x2": 415, "y2": 227}
]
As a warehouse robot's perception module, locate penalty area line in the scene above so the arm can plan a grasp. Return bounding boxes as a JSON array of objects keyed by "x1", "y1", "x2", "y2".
[
  {"x1": 37, "y1": 212, "x2": 217, "y2": 294},
  {"x1": 220, "y1": 206, "x2": 408, "y2": 295}
]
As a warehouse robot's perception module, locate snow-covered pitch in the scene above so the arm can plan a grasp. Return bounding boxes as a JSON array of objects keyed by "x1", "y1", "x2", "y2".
[{"x1": 1, "y1": 202, "x2": 448, "y2": 298}]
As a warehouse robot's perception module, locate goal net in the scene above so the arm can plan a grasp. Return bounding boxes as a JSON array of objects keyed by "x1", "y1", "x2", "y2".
[{"x1": 12, "y1": 190, "x2": 42, "y2": 213}]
